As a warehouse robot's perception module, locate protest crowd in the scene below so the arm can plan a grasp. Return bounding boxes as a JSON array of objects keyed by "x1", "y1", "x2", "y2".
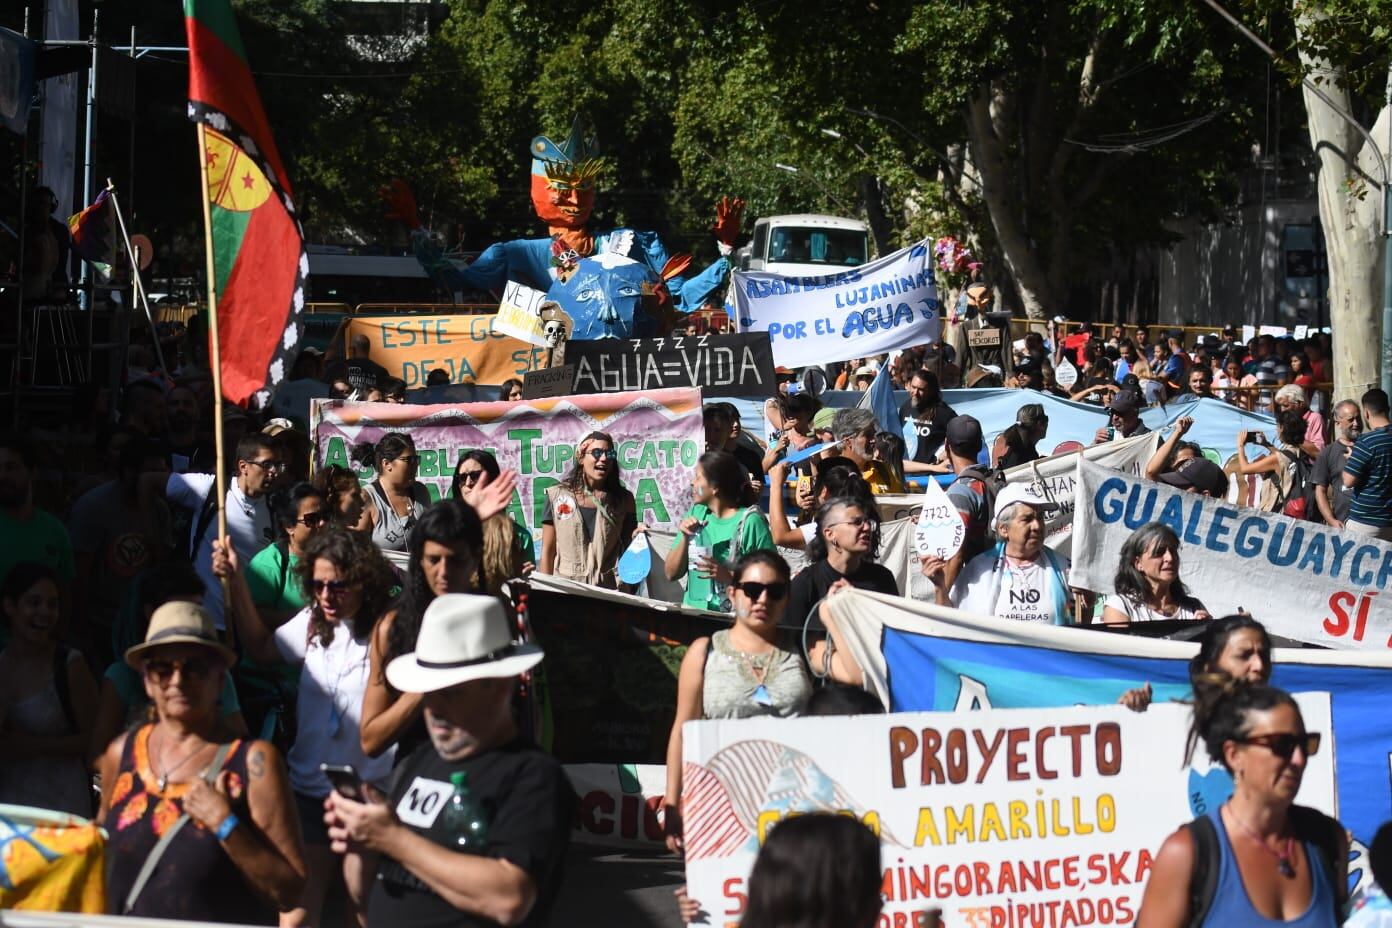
[{"x1": 6, "y1": 287, "x2": 1392, "y2": 928}]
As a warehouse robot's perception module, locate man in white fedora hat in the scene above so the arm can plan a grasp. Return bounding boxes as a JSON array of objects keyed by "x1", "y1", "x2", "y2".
[{"x1": 324, "y1": 594, "x2": 574, "y2": 928}]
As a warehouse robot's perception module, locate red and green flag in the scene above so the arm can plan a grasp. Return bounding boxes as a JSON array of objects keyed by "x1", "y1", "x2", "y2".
[{"x1": 184, "y1": 0, "x2": 306, "y2": 406}]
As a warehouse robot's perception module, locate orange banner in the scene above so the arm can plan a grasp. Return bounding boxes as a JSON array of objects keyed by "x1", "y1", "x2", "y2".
[
  {"x1": 345, "y1": 314, "x2": 549, "y2": 388},
  {"x1": 0, "y1": 805, "x2": 106, "y2": 913}
]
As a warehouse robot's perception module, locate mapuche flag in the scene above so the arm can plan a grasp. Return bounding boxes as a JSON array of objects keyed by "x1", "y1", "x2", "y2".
[{"x1": 184, "y1": 0, "x2": 306, "y2": 406}]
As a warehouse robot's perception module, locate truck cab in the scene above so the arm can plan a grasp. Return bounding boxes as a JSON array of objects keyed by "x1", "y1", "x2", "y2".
[{"x1": 739, "y1": 214, "x2": 870, "y2": 277}]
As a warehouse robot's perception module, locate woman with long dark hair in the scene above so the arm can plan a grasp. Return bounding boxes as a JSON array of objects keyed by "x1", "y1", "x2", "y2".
[
  {"x1": 664, "y1": 551, "x2": 810, "y2": 855},
  {"x1": 1137, "y1": 683, "x2": 1345, "y2": 927},
  {"x1": 1101, "y1": 523, "x2": 1210, "y2": 624},
  {"x1": 351, "y1": 432, "x2": 431, "y2": 552},
  {"x1": 665, "y1": 450, "x2": 776, "y2": 611},
  {"x1": 244, "y1": 482, "x2": 330, "y2": 626},
  {"x1": 539, "y1": 431, "x2": 637, "y2": 587},
  {"x1": 215, "y1": 528, "x2": 396, "y2": 928},
  {"x1": 358, "y1": 501, "x2": 484, "y2": 760},
  {"x1": 312, "y1": 464, "x2": 365, "y2": 530},
  {"x1": 450, "y1": 449, "x2": 533, "y2": 594},
  {"x1": 742, "y1": 814, "x2": 883, "y2": 928}
]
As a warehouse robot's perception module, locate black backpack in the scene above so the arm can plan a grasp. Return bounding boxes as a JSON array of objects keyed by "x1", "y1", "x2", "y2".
[{"x1": 1184, "y1": 806, "x2": 1345, "y2": 927}]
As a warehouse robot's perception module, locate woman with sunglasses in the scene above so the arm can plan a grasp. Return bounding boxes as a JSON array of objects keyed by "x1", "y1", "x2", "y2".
[
  {"x1": 97, "y1": 600, "x2": 304, "y2": 922},
  {"x1": 539, "y1": 431, "x2": 637, "y2": 588},
  {"x1": 666, "y1": 450, "x2": 776, "y2": 611},
  {"x1": 1137, "y1": 682, "x2": 1346, "y2": 927},
  {"x1": 214, "y1": 528, "x2": 396, "y2": 928},
  {"x1": 664, "y1": 551, "x2": 810, "y2": 856},
  {"x1": 312, "y1": 464, "x2": 366, "y2": 530},
  {"x1": 351, "y1": 433, "x2": 431, "y2": 552},
  {"x1": 783, "y1": 497, "x2": 897, "y2": 636},
  {"x1": 359, "y1": 501, "x2": 483, "y2": 759},
  {"x1": 243, "y1": 483, "x2": 330, "y2": 628},
  {"x1": 451, "y1": 450, "x2": 534, "y2": 594}
]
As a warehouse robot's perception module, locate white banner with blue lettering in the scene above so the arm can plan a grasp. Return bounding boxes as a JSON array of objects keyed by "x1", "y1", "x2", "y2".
[
  {"x1": 1072, "y1": 457, "x2": 1392, "y2": 650},
  {"x1": 731, "y1": 239, "x2": 939, "y2": 368},
  {"x1": 825, "y1": 587, "x2": 1392, "y2": 897}
]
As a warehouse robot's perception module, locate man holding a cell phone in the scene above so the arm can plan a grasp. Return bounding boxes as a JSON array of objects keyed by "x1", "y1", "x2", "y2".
[{"x1": 323, "y1": 594, "x2": 575, "y2": 928}]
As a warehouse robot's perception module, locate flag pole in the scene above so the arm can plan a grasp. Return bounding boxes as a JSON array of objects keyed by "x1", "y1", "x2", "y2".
[
  {"x1": 196, "y1": 123, "x2": 234, "y2": 647},
  {"x1": 104, "y1": 179, "x2": 168, "y2": 377}
]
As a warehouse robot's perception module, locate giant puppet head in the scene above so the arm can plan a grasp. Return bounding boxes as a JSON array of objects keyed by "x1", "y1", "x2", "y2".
[
  {"x1": 530, "y1": 117, "x2": 603, "y2": 232},
  {"x1": 549, "y1": 252, "x2": 666, "y2": 340}
]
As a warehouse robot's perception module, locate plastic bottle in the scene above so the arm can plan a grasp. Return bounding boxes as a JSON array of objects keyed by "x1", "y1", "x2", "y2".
[{"x1": 441, "y1": 771, "x2": 489, "y2": 852}]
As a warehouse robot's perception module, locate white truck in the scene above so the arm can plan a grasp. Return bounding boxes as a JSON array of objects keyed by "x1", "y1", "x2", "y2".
[{"x1": 737, "y1": 214, "x2": 871, "y2": 277}]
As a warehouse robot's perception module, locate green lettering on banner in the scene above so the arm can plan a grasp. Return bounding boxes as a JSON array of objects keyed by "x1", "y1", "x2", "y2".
[
  {"x1": 634, "y1": 477, "x2": 669, "y2": 525},
  {"x1": 532, "y1": 476, "x2": 559, "y2": 526},
  {"x1": 680, "y1": 439, "x2": 699, "y2": 467},
  {"x1": 506, "y1": 490, "x2": 527, "y2": 527},
  {"x1": 324, "y1": 436, "x2": 349, "y2": 470},
  {"x1": 510, "y1": 428, "x2": 544, "y2": 474},
  {"x1": 419, "y1": 450, "x2": 441, "y2": 478},
  {"x1": 554, "y1": 444, "x2": 574, "y2": 474}
]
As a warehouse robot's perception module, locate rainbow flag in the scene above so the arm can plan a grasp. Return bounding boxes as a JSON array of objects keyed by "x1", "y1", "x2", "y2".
[{"x1": 67, "y1": 190, "x2": 114, "y2": 277}]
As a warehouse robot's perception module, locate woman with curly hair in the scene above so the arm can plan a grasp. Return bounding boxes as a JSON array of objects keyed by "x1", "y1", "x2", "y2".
[
  {"x1": 214, "y1": 528, "x2": 396, "y2": 928},
  {"x1": 539, "y1": 431, "x2": 637, "y2": 587}
]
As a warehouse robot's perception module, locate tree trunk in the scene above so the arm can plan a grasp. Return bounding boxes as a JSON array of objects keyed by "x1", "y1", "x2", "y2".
[
  {"x1": 966, "y1": 91, "x2": 1058, "y2": 319},
  {"x1": 1295, "y1": 6, "x2": 1388, "y2": 401},
  {"x1": 858, "y1": 174, "x2": 893, "y2": 258}
]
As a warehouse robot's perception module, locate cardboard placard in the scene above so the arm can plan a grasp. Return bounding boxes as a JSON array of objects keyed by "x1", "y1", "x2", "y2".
[
  {"x1": 567, "y1": 333, "x2": 777, "y2": 397},
  {"x1": 967, "y1": 326, "x2": 1003, "y2": 348},
  {"x1": 522, "y1": 364, "x2": 576, "y2": 399}
]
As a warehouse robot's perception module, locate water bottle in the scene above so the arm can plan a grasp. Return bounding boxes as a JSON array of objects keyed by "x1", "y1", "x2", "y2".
[
  {"x1": 441, "y1": 771, "x2": 489, "y2": 852},
  {"x1": 688, "y1": 522, "x2": 712, "y2": 607}
]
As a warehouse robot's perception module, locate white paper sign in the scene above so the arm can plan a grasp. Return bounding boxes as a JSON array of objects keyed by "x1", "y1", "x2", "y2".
[
  {"x1": 914, "y1": 477, "x2": 965, "y2": 560},
  {"x1": 683, "y1": 698, "x2": 1335, "y2": 927},
  {"x1": 1242, "y1": 324, "x2": 1256, "y2": 344},
  {"x1": 494, "y1": 280, "x2": 549, "y2": 347},
  {"x1": 1054, "y1": 357, "x2": 1079, "y2": 388},
  {"x1": 1294, "y1": 325, "x2": 1309, "y2": 340}
]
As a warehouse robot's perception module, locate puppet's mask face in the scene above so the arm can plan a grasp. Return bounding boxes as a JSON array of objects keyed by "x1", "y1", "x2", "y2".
[
  {"x1": 531, "y1": 173, "x2": 595, "y2": 229},
  {"x1": 550, "y1": 253, "x2": 659, "y2": 339}
]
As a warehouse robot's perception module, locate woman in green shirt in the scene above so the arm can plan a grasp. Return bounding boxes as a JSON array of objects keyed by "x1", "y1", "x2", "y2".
[
  {"x1": 665, "y1": 450, "x2": 776, "y2": 612},
  {"x1": 245, "y1": 482, "x2": 329, "y2": 626}
]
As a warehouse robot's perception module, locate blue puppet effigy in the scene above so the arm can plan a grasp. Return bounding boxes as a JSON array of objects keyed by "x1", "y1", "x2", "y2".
[{"x1": 384, "y1": 117, "x2": 744, "y2": 339}]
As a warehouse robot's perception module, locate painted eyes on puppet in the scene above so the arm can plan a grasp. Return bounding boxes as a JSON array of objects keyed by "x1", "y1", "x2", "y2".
[
  {"x1": 575, "y1": 288, "x2": 598, "y2": 301},
  {"x1": 617, "y1": 284, "x2": 639, "y2": 298}
]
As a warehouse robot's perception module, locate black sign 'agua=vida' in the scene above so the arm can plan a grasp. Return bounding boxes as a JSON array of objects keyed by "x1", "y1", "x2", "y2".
[{"x1": 566, "y1": 333, "x2": 776, "y2": 397}]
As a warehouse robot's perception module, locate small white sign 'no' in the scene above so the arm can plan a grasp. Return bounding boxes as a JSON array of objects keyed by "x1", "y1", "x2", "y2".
[{"x1": 914, "y1": 478, "x2": 965, "y2": 560}]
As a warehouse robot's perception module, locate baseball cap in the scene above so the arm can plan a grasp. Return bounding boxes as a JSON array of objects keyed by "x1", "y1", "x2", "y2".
[
  {"x1": 993, "y1": 482, "x2": 1060, "y2": 525},
  {"x1": 945, "y1": 415, "x2": 983, "y2": 453},
  {"x1": 1158, "y1": 458, "x2": 1229, "y2": 498},
  {"x1": 1109, "y1": 390, "x2": 1141, "y2": 415},
  {"x1": 812, "y1": 407, "x2": 838, "y2": 432}
]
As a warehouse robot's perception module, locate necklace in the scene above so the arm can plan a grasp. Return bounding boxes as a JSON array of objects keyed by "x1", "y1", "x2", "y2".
[
  {"x1": 154, "y1": 728, "x2": 208, "y2": 792},
  {"x1": 731, "y1": 640, "x2": 775, "y2": 706},
  {"x1": 1225, "y1": 803, "x2": 1297, "y2": 878}
]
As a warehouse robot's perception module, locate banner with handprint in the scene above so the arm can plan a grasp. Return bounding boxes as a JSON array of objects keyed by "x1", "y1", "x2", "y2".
[{"x1": 681, "y1": 699, "x2": 1334, "y2": 928}]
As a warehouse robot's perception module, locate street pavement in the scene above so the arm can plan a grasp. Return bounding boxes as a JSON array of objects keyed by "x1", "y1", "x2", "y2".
[{"x1": 556, "y1": 843, "x2": 687, "y2": 927}]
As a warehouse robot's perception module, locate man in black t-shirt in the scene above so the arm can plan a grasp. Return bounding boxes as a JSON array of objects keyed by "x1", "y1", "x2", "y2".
[
  {"x1": 323, "y1": 334, "x2": 389, "y2": 397},
  {"x1": 899, "y1": 368, "x2": 956, "y2": 475},
  {"x1": 326, "y1": 594, "x2": 575, "y2": 928}
]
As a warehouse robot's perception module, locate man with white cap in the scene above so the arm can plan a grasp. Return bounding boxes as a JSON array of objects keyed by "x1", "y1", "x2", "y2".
[
  {"x1": 324, "y1": 594, "x2": 574, "y2": 928},
  {"x1": 921, "y1": 482, "x2": 1076, "y2": 624}
]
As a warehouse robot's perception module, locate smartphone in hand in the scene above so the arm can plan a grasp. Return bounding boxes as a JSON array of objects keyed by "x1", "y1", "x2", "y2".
[{"x1": 321, "y1": 763, "x2": 366, "y2": 802}]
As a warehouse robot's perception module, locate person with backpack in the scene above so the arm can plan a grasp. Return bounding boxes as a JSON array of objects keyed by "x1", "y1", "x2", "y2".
[
  {"x1": 937, "y1": 415, "x2": 999, "y2": 594},
  {"x1": 1235, "y1": 412, "x2": 1317, "y2": 519},
  {"x1": 666, "y1": 451, "x2": 777, "y2": 612},
  {"x1": 138, "y1": 432, "x2": 280, "y2": 630},
  {"x1": 244, "y1": 482, "x2": 330, "y2": 627},
  {"x1": 1136, "y1": 681, "x2": 1346, "y2": 927}
]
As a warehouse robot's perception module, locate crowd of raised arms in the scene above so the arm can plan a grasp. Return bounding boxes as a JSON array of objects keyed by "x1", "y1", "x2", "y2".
[{"x1": 2, "y1": 311, "x2": 1390, "y2": 928}]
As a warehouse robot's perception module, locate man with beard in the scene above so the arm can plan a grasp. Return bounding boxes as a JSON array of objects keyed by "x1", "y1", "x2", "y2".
[
  {"x1": 899, "y1": 369, "x2": 956, "y2": 475},
  {"x1": 0, "y1": 436, "x2": 74, "y2": 595},
  {"x1": 325, "y1": 594, "x2": 574, "y2": 928},
  {"x1": 165, "y1": 385, "x2": 215, "y2": 473},
  {"x1": 1313, "y1": 400, "x2": 1363, "y2": 529}
]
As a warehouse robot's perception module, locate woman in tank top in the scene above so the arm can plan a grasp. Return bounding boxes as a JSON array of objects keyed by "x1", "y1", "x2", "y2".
[
  {"x1": 1136, "y1": 682, "x2": 1346, "y2": 927},
  {"x1": 351, "y1": 433, "x2": 432, "y2": 552},
  {"x1": 663, "y1": 551, "x2": 810, "y2": 856},
  {"x1": 1101, "y1": 523, "x2": 1211, "y2": 625}
]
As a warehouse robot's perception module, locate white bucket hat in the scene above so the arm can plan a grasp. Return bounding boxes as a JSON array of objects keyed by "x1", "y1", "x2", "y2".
[{"x1": 385, "y1": 593, "x2": 543, "y2": 694}]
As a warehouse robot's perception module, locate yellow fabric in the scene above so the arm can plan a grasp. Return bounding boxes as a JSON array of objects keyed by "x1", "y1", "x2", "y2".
[
  {"x1": 0, "y1": 805, "x2": 106, "y2": 913},
  {"x1": 860, "y1": 460, "x2": 904, "y2": 495}
]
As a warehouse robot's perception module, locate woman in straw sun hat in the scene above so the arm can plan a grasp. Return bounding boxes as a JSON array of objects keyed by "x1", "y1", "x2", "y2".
[{"x1": 97, "y1": 600, "x2": 304, "y2": 921}]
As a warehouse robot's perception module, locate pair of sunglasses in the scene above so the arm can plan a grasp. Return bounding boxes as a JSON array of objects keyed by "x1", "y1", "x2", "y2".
[
  {"x1": 454, "y1": 469, "x2": 486, "y2": 487},
  {"x1": 1238, "y1": 732, "x2": 1321, "y2": 760},
  {"x1": 144, "y1": 657, "x2": 217, "y2": 683},
  {"x1": 297, "y1": 512, "x2": 327, "y2": 528},
  {"x1": 311, "y1": 579, "x2": 353, "y2": 595},
  {"x1": 587, "y1": 448, "x2": 617, "y2": 461},
  {"x1": 734, "y1": 581, "x2": 787, "y2": 602}
]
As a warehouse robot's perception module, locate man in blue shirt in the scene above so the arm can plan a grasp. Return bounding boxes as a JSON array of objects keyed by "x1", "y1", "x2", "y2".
[{"x1": 1342, "y1": 388, "x2": 1392, "y2": 540}]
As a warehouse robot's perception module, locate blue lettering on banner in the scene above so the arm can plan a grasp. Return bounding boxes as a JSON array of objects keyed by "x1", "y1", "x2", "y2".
[
  {"x1": 1206, "y1": 507, "x2": 1237, "y2": 551},
  {"x1": 1093, "y1": 478, "x2": 1127, "y2": 523}
]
